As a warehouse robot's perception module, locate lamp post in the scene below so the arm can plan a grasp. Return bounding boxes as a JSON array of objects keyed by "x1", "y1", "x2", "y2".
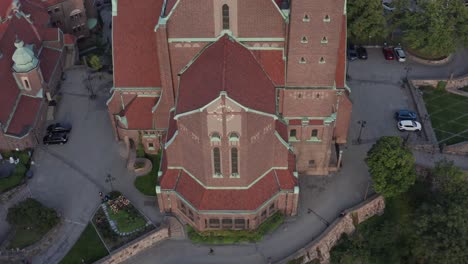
[
  {"x1": 105, "y1": 173, "x2": 116, "y2": 191},
  {"x1": 357, "y1": 120, "x2": 367, "y2": 144}
]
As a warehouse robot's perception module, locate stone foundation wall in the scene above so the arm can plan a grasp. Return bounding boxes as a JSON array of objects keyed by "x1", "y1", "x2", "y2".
[
  {"x1": 443, "y1": 141, "x2": 468, "y2": 156},
  {"x1": 280, "y1": 195, "x2": 385, "y2": 264},
  {"x1": 411, "y1": 75, "x2": 468, "y2": 94},
  {"x1": 97, "y1": 227, "x2": 169, "y2": 264}
]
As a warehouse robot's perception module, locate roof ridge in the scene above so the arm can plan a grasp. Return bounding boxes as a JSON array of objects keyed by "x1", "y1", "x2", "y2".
[
  {"x1": 272, "y1": 169, "x2": 281, "y2": 190},
  {"x1": 3, "y1": 93, "x2": 23, "y2": 133},
  {"x1": 222, "y1": 35, "x2": 227, "y2": 91}
]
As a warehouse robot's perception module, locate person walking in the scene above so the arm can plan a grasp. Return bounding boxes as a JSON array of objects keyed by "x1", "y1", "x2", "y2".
[{"x1": 208, "y1": 248, "x2": 214, "y2": 255}]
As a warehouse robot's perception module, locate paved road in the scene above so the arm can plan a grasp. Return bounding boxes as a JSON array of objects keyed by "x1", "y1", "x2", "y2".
[{"x1": 23, "y1": 68, "x2": 163, "y2": 264}]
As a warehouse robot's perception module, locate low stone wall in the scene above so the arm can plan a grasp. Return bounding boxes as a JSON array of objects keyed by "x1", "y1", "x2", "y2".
[
  {"x1": 134, "y1": 158, "x2": 152, "y2": 177},
  {"x1": 97, "y1": 227, "x2": 169, "y2": 264},
  {"x1": 280, "y1": 195, "x2": 385, "y2": 264},
  {"x1": 411, "y1": 75, "x2": 468, "y2": 96},
  {"x1": 406, "y1": 51, "x2": 452, "y2": 65},
  {"x1": 0, "y1": 219, "x2": 63, "y2": 263},
  {"x1": 0, "y1": 183, "x2": 27, "y2": 203},
  {"x1": 443, "y1": 141, "x2": 468, "y2": 156},
  {"x1": 406, "y1": 81, "x2": 438, "y2": 144}
]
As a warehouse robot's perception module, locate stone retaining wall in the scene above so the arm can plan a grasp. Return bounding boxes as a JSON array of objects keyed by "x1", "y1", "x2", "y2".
[
  {"x1": 406, "y1": 51, "x2": 452, "y2": 65},
  {"x1": 406, "y1": 81, "x2": 438, "y2": 145},
  {"x1": 280, "y1": 195, "x2": 385, "y2": 264},
  {"x1": 443, "y1": 141, "x2": 468, "y2": 156},
  {"x1": 411, "y1": 75, "x2": 468, "y2": 95},
  {"x1": 0, "y1": 219, "x2": 63, "y2": 263},
  {"x1": 97, "y1": 227, "x2": 169, "y2": 264}
]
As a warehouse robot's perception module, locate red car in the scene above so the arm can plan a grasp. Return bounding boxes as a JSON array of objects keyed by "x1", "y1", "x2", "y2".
[{"x1": 383, "y1": 47, "x2": 395, "y2": 60}]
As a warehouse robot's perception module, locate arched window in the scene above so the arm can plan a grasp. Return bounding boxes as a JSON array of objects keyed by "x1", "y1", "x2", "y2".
[
  {"x1": 231, "y1": 148, "x2": 238, "y2": 175},
  {"x1": 23, "y1": 79, "x2": 30, "y2": 90},
  {"x1": 211, "y1": 132, "x2": 221, "y2": 141},
  {"x1": 229, "y1": 132, "x2": 239, "y2": 141},
  {"x1": 213, "y1": 147, "x2": 221, "y2": 175},
  {"x1": 222, "y1": 4, "x2": 230, "y2": 30}
]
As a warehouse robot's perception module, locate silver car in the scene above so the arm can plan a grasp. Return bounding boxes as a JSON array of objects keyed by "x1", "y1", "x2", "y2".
[{"x1": 394, "y1": 47, "x2": 406, "y2": 62}]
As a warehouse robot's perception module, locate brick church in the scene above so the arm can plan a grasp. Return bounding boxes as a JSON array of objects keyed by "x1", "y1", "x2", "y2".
[{"x1": 108, "y1": 0, "x2": 351, "y2": 231}]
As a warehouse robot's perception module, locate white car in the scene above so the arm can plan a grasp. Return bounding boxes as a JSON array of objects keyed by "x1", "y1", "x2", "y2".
[
  {"x1": 394, "y1": 47, "x2": 406, "y2": 62},
  {"x1": 398, "y1": 120, "x2": 422, "y2": 132}
]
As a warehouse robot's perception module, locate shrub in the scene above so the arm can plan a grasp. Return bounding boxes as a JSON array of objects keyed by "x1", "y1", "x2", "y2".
[
  {"x1": 436, "y1": 81, "x2": 447, "y2": 90},
  {"x1": 7, "y1": 198, "x2": 59, "y2": 233},
  {"x1": 88, "y1": 55, "x2": 102, "y2": 71}
]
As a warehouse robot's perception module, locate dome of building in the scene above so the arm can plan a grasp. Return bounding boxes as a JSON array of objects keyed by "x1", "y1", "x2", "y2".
[{"x1": 12, "y1": 39, "x2": 38, "y2": 72}]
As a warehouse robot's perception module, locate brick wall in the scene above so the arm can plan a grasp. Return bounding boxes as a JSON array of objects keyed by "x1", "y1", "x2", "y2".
[
  {"x1": 98, "y1": 228, "x2": 169, "y2": 264},
  {"x1": 280, "y1": 195, "x2": 385, "y2": 264}
]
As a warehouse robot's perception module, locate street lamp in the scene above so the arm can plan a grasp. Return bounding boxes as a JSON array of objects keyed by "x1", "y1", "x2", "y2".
[
  {"x1": 105, "y1": 173, "x2": 116, "y2": 191},
  {"x1": 357, "y1": 120, "x2": 367, "y2": 144}
]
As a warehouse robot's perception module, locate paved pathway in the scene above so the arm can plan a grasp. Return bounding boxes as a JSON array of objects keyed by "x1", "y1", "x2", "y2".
[{"x1": 413, "y1": 150, "x2": 468, "y2": 170}]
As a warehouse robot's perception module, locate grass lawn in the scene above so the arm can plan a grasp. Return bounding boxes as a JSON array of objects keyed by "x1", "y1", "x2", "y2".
[
  {"x1": 107, "y1": 206, "x2": 147, "y2": 233},
  {"x1": 60, "y1": 223, "x2": 109, "y2": 264},
  {"x1": 422, "y1": 87, "x2": 468, "y2": 145},
  {"x1": 0, "y1": 166, "x2": 25, "y2": 193},
  {"x1": 187, "y1": 212, "x2": 284, "y2": 244},
  {"x1": 134, "y1": 153, "x2": 160, "y2": 196},
  {"x1": 8, "y1": 226, "x2": 47, "y2": 249}
]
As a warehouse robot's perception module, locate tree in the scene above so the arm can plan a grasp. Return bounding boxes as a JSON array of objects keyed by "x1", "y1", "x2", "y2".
[
  {"x1": 400, "y1": 0, "x2": 468, "y2": 58},
  {"x1": 7, "y1": 198, "x2": 59, "y2": 232},
  {"x1": 366, "y1": 136, "x2": 416, "y2": 198},
  {"x1": 89, "y1": 54, "x2": 102, "y2": 71},
  {"x1": 347, "y1": 0, "x2": 388, "y2": 43}
]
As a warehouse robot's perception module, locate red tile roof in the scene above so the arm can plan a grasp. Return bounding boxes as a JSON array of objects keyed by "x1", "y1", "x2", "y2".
[
  {"x1": 166, "y1": 111, "x2": 177, "y2": 141},
  {"x1": 113, "y1": 0, "x2": 163, "y2": 88},
  {"x1": 124, "y1": 96, "x2": 158, "y2": 129},
  {"x1": 162, "y1": 168, "x2": 297, "y2": 211},
  {"x1": 175, "y1": 170, "x2": 281, "y2": 211},
  {"x1": 335, "y1": 14, "x2": 346, "y2": 89},
  {"x1": 159, "y1": 169, "x2": 180, "y2": 190},
  {"x1": 163, "y1": 0, "x2": 177, "y2": 17},
  {"x1": 39, "y1": 48, "x2": 61, "y2": 83},
  {"x1": 275, "y1": 169, "x2": 297, "y2": 190},
  {"x1": 275, "y1": 119, "x2": 288, "y2": 142},
  {"x1": 177, "y1": 36, "x2": 276, "y2": 115},
  {"x1": 251, "y1": 50, "x2": 285, "y2": 86},
  {"x1": 309, "y1": 119, "x2": 324, "y2": 125},
  {"x1": 6, "y1": 96, "x2": 42, "y2": 136},
  {"x1": 40, "y1": 28, "x2": 59, "y2": 41},
  {"x1": 63, "y1": 34, "x2": 75, "y2": 45}
]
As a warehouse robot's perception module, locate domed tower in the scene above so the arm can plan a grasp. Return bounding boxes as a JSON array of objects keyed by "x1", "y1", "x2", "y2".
[{"x1": 12, "y1": 38, "x2": 44, "y2": 97}]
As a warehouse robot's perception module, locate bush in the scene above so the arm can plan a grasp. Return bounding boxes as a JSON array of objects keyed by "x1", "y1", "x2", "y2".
[
  {"x1": 108, "y1": 191, "x2": 122, "y2": 200},
  {"x1": 436, "y1": 81, "x2": 447, "y2": 90},
  {"x1": 7, "y1": 198, "x2": 59, "y2": 248},
  {"x1": 187, "y1": 212, "x2": 284, "y2": 244},
  {"x1": 0, "y1": 163, "x2": 27, "y2": 193},
  {"x1": 88, "y1": 55, "x2": 102, "y2": 71}
]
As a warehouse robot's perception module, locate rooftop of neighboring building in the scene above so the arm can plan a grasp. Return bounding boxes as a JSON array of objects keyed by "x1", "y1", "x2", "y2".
[{"x1": 112, "y1": 0, "x2": 163, "y2": 88}]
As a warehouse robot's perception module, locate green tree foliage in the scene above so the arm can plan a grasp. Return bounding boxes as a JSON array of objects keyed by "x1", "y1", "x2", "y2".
[
  {"x1": 400, "y1": 0, "x2": 468, "y2": 57},
  {"x1": 331, "y1": 161, "x2": 467, "y2": 264},
  {"x1": 89, "y1": 55, "x2": 102, "y2": 71},
  {"x1": 7, "y1": 198, "x2": 59, "y2": 232},
  {"x1": 366, "y1": 136, "x2": 416, "y2": 198},
  {"x1": 347, "y1": 0, "x2": 388, "y2": 43},
  {"x1": 411, "y1": 160, "x2": 468, "y2": 264}
]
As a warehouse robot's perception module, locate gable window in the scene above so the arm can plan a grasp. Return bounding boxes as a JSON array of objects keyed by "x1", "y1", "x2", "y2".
[
  {"x1": 324, "y1": 14, "x2": 331, "y2": 22},
  {"x1": 231, "y1": 148, "x2": 238, "y2": 176},
  {"x1": 222, "y1": 4, "x2": 230, "y2": 30},
  {"x1": 303, "y1": 14, "x2": 310, "y2": 22},
  {"x1": 213, "y1": 147, "x2": 221, "y2": 175},
  {"x1": 319, "y1": 57, "x2": 326, "y2": 64},
  {"x1": 321, "y1": 36, "x2": 328, "y2": 44},
  {"x1": 299, "y1": 57, "x2": 306, "y2": 64},
  {"x1": 301, "y1": 36, "x2": 308, "y2": 43}
]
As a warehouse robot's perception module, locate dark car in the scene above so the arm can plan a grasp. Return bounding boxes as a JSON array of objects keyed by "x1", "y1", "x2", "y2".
[
  {"x1": 347, "y1": 43, "x2": 358, "y2": 61},
  {"x1": 47, "y1": 123, "x2": 72, "y2": 134},
  {"x1": 357, "y1": 46, "x2": 367, "y2": 59},
  {"x1": 43, "y1": 133, "x2": 68, "y2": 145},
  {"x1": 394, "y1": 110, "x2": 417, "y2": 121},
  {"x1": 383, "y1": 47, "x2": 395, "y2": 60}
]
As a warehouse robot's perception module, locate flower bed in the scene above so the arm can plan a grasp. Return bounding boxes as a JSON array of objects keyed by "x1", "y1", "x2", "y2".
[{"x1": 106, "y1": 196, "x2": 147, "y2": 233}]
